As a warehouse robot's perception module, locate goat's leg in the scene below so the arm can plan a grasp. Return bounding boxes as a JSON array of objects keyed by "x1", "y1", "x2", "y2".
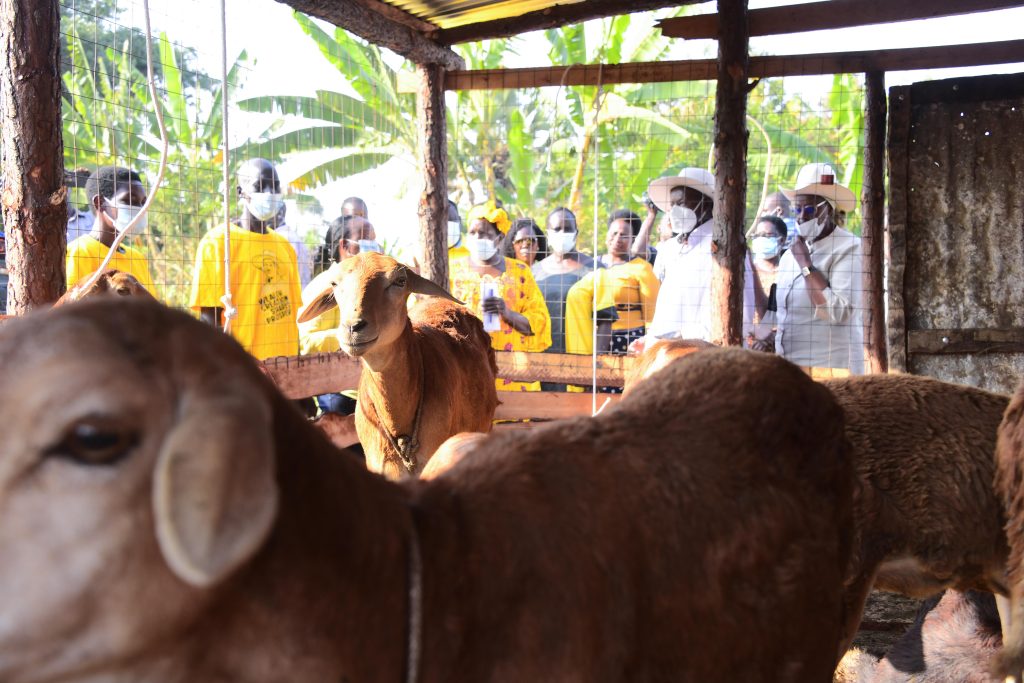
[
  {"x1": 836, "y1": 569, "x2": 877, "y2": 665},
  {"x1": 996, "y1": 594, "x2": 1020, "y2": 683}
]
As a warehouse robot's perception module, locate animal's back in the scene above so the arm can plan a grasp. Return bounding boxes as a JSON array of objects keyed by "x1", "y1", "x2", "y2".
[
  {"x1": 824, "y1": 373, "x2": 1009, "y2": 592},
  {"x1": 417, "y1": 348, "x2": 853, "y2": 681}
]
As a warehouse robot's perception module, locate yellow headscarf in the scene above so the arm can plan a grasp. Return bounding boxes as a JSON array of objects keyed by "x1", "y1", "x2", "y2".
[{"x1": 467, "y1": 201, "x2": 511, "y2": 235}]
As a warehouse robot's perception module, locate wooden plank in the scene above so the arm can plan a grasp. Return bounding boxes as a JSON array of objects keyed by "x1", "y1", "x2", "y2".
[
  {"x1": 261, "y1": 352, "x2": 362, "y2": 399},
  {"x1": 861, "y1": 71, "x2": 888, "y2": 374},
  {"x1": 907, "y1": 329, "x2": 1024, "y2": 355},
  {"x1": 445, "y1": 40, "x2": 1024, "y2": 90},
  {"x1": 495, "y1": 351, "x2": 631, "y2": 388},
  {"x1": 658, "y1": 0, "x2": 1024, "y2": 39},
  {"x1": 495, "y1": 391, "x2": 622, "y2": 421},
  {"x1": 415, "y1": 63, "x2": 449, "y2": 288},
  {"x1": 1, "y1": 0, "x2": 67, "y2": 311},
  {"x1": 886, "y1": 85, "x2": 911, "y2": 372},
  {"x1": 283, "y1": 0, "x2": 464, "y2": 70},
  {"x1": 433, "y1": 0, "x2": 702, "y2": 46},
  {"x1": 710, "y1": 0, "x2": 748, "y2": 347},
  {"x1": 347, "y1": 0, "x2": 438, "y2": 33}
]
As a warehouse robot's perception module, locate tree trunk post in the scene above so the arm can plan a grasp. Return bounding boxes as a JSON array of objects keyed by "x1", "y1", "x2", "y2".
[
  {"x1": 710, "y1": 0, "x2": 749, "y2": 346},
  {"x1": 862, "y1": 70, "x2": 888, "y2": 373},
  {"x1": 0, "y1": 0, "x2": 67, "y2": 311},
  {"x1": 415, "y1": 62, "x2": 449, "y2": 289}
]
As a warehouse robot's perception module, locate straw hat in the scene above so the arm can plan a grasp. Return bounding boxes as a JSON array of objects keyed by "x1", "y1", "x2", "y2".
[
  {"x1": 783, "y1": 163, "x2": 856, "y2": 213},
  {"x1": 647, "y1": 167, "x2": 716, "y2": 213}
]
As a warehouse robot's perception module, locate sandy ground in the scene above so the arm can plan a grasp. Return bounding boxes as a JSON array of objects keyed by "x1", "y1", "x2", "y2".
[{"x1": 851, "y1": 591, "x2": 923, "y2": 657}]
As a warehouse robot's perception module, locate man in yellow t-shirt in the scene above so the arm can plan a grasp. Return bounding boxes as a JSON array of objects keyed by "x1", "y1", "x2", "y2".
[
  {"x1": 189, "y1": 158, "x2": 301, "y2": 360},
  {"x1": 66, "y1": 165, "x2": 156, "y2": 295}
]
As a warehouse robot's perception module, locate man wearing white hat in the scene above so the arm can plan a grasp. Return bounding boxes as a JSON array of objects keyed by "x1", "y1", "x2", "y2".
[
  {"x1": 775, "y1": 162, "x2": 864, "y2": 376},
  {"x1": 641, "y1": 167, "x2": 755, "y2": 345}
]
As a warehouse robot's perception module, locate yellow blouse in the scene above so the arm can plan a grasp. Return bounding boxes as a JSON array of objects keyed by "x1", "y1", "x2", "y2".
[
  {"x1": 449, "y1": 256, "x2": 552, "y2": 392},
  {"x1": 564, "y1": 268, "x2": 622, "y2": 356},
  {"x1": 298, "y1": 268, "x2": 342, "y2": 354},
  {"x1": 598, "y1": 257, "x2": 660, "y2": 330}
]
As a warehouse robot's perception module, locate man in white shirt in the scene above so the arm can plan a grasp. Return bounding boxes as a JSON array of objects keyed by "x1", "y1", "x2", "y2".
[
  {"x1": 775, "y1": 163, "x2": 864, "y2": 376},
  {"x1": 642, "y1": 167, "x2": 755, "y2": 345}
]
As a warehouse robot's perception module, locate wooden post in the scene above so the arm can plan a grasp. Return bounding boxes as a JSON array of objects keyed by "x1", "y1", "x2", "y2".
[
  {"x1": 862, "y1": 71, "x2": 888, "y2": 373},
  {"x1": 710, "y1": 0, "x2": 749, "y2": 346},
  {"x1": 416, "y1": 62, "x2": 449, "y2": 288},
  {"x1": 886, "y1": 85, "x2": 911, "y2": 373},
  {"x1": 0, "y1": 0, "x2": 66, "y2": 311}
]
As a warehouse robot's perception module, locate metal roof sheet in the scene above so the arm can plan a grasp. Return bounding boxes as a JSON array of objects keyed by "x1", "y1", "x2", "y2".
[{"x1": 383, "y1": 0, "x2": 588, "y2": 30}]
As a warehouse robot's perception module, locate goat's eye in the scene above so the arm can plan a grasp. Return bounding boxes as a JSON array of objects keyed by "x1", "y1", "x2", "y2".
[
  {"x1": 48, "y1": 419, "x2": 138, "y2": 466},
  {"x1": 393, "y1": 275, "x2": 408, "y2": 288}
]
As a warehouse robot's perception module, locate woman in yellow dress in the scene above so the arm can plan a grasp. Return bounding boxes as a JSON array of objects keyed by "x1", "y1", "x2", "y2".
[
  {"x1": 449, "y1": 202, "x2": 551, "y2": 392},
  {"x1": 567, "y1": 209, "x2": 660, "y2": 357}
]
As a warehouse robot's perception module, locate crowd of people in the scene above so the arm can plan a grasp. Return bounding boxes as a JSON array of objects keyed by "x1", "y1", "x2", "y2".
[{"x1": 62, "y1": 156, "x2": 865, "y2": 411}]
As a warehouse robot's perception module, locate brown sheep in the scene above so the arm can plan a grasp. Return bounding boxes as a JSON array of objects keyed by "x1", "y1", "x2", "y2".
[
  {"x1": 622, "y1": 337, "x2": 715, "y2": 395},
  {"x1": 0, "y1": 299, "x2": 854, "y2": 682},
  {"x1": 822, "y1": 374, "x2": 1010, "y2": 657},
  {"x1": 994, "y1": 376, "x2": 1024, "y2": 678},
  {"x1": 54, "y1": 268, "x2": 153, "y2": 306},
  {"x1": 835, "y1": 590, "x2": 1002, "y2": 683},
  {"x1": 298, "y1": 252, "x2": 498, "y2": 479}
]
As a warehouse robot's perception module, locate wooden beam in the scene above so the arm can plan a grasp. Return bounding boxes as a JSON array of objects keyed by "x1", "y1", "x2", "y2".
[
  {"x1": 861, "y1": 71, "x2": 888, "y2": 374},
  {"x1": 886, "y1": 85, "x2": 912, "y2": 373},
  {"x1": 0, "y1": 0, "x2": 66, "y2": 311},
  {"x1": 283, "y1": 0, "x2": 464, "y2": 70},
  {"x1": 658, "y1": 0, "x2": 1024, "y2": 40},
  {"x1": 907, "y1": 328, "x2": 1024, "y2": 355},
  {"x1": 347, "y1": 0, "x2": 438, "y2": 34},
  {"x1": 416, "y1": 63, "x2": 449, "y2": 288},
  {"x1": 261, "y1": 351, "x2": 362, "y2": 399},
  {"x1": 433, "y1": 0, "x2": 703, "y2": 46},
  {"x1": 495, "y1": 351, "x2": 630, "y2": 388},
  {"x1": 710, "y1": 0, "x2": 748, "y2": 347},
  {"x1": 444, "y1": 40, "x2": 1024, "y2": 90},
  {"x1": 494, "y1": 391, "x2": 622, "y2": 421}
]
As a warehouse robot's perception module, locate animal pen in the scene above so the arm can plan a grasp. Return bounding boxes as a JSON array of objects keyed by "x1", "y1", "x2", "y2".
[{"x1": 2, "y1": 0, "x2": 1024, "y2": 435}]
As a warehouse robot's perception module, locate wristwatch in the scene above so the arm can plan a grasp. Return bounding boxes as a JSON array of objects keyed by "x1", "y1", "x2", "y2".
[{"x1": 800, "y1": 265, "x2": 817, "y2": 278}]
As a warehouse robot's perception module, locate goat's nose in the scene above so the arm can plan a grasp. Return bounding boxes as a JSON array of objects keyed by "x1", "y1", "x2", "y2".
[{"x1": 345, "y1": 318, "x2": 368, "y2": 333}]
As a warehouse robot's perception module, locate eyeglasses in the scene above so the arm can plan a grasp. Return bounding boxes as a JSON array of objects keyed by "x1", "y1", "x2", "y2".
[
  {"x1": 514, "y1": 237, "x2": 538, "y2": 246},
  {"x1": 792, "y1": 201, "x2": 827, "y2": 219}
]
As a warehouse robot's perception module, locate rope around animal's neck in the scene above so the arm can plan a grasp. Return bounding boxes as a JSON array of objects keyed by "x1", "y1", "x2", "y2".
[{"x1": 361, "y1": 358, "x2": 426, "y2": 474}]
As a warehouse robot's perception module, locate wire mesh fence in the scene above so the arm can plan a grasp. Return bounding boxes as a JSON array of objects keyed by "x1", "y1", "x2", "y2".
[{"x1": 54, "y1": 0, "x2": 878, "y2": 404}]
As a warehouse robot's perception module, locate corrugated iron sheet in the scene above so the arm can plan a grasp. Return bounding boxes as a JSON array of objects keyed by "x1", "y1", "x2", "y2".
[{"x1": 384, "y1": 0, "x2": 587, "y2": 30}]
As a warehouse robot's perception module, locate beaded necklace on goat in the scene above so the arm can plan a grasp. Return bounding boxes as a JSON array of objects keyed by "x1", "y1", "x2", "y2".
[{"x1": 360, "y1": 357, "x2": 426, "y2": 474}]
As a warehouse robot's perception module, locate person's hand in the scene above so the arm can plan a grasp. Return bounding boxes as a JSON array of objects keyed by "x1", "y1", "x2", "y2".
[
  {"x1": 482, "y1": 296, "x2": 507, "y2": 319},
  {"x1": 643, "y1": 194, "x2": 660, "y2": 217},
  {"x1": 789, "y1": 236, "x2": 811, "y2": 268}
]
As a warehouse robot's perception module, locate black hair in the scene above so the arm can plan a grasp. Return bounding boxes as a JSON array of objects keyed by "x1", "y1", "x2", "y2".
[
  {"x1": 502, "y1": 217, "x2": 548, "y2": 260},
  {"x1": 546, "y1": 207, "x2": 576, "y2": 228},
  {"x1": 607, "y1": 208, "x2": 642, "y2": 237},
  {"x1": 314, "y1": 215, "x2": 354, "y2": 273},
  {"x1": 756, "y1": 214, "x2": 788, "y2": 241},
  {"x1": 84, "y1": 166, "x2": 142, "y2": 214}
]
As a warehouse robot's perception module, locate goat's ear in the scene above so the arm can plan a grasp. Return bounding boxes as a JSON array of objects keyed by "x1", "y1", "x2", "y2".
[
  {"x1": 406, "y1": 269, "x2": 463, "y2": 305},
  {"x1": 153, "y1": 394, "x2": 278, "y2": 588},
  {"x1": 296, "y1": 287, "x2": 337, "y2": 324}
]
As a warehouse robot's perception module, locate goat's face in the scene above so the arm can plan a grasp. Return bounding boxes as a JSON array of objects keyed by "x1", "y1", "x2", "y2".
[
  {"x1": 56, "y1": 269, "x2": 153, "y2": 306},
  {"x1": 297, "y1": 252, "x2": 460, "y2": 361},
  {"x1": 0, "y1": 300, "x2": 278, "y2": 682}
]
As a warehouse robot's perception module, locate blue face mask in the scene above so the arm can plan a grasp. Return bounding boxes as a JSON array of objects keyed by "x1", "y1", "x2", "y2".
[
  {"x1": 246, "y1": 192, "x2": 284, "y2": 222},
  {"x1": 751, "y1": 235, "x2": 782, "y2": 260},
  {"x1": 357, "y1": 239, "x2": 383, "y2": 254}
]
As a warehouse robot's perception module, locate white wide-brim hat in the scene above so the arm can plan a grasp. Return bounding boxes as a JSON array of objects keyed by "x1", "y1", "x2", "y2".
[
  {"x1": 782, "y1": 163, "x2": 856, "y2": 214},
  {"x1": 647, "y1": 167, "x2": 716, "y2": 213}
]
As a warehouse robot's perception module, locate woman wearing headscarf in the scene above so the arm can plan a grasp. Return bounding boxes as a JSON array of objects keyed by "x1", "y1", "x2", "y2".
[{"x1": 449, "y1": 201, "x2": 552, "y2": 392}]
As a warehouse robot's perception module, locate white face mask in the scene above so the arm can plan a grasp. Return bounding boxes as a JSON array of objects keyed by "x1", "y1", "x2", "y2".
[
  {"x1": 795, "y1": 201, "x2": 829, "y2": 242},
  {"x1": 548, "y1": 230, "x2": 577, "y2": 256},
  {"x1": 751, "y1": 235, "x2": 781, "y2": 260},
  {"x1": 467, "y1": 235, "x2": 498, "y2": 263},
  {"x1": 669, "y1": 205, "x2": 698, "y2": 236},
  {"x1": 447, "y1": 220, "x2": 462, "y2": 248},
  {"x1": 246, "y1": 192, "x2": 284, "y2": 222},
  {"x1": 105, "y1": 198, "x2": 146, "y2": 234},
  {"x1": 357, "y1": 239, "x2": 382, "y2": 254}
]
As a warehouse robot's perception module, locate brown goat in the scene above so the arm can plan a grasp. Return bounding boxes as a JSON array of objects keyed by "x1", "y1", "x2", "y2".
[
  {"x1": 835, "y1": 590, "x2": 1002, "y2": 683},
  {"x1": 0, "y1": 300, "x2": 854, "y2": 682},
  {"x1": 623, "y1": 338, "x2": 715, "y2": 395},
  {"x1": 823, "y1": 374, "x2": 1010, "y2": 657},
  {"x1": 54, "y1": 268, "x2": 153, "y2": 306},
  {"x1": 994, "y1": 376, "x2": 1024, "y2": 678},
  {"x1": 298, "y1": 252, "x2": 498, "y2": 479}
]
